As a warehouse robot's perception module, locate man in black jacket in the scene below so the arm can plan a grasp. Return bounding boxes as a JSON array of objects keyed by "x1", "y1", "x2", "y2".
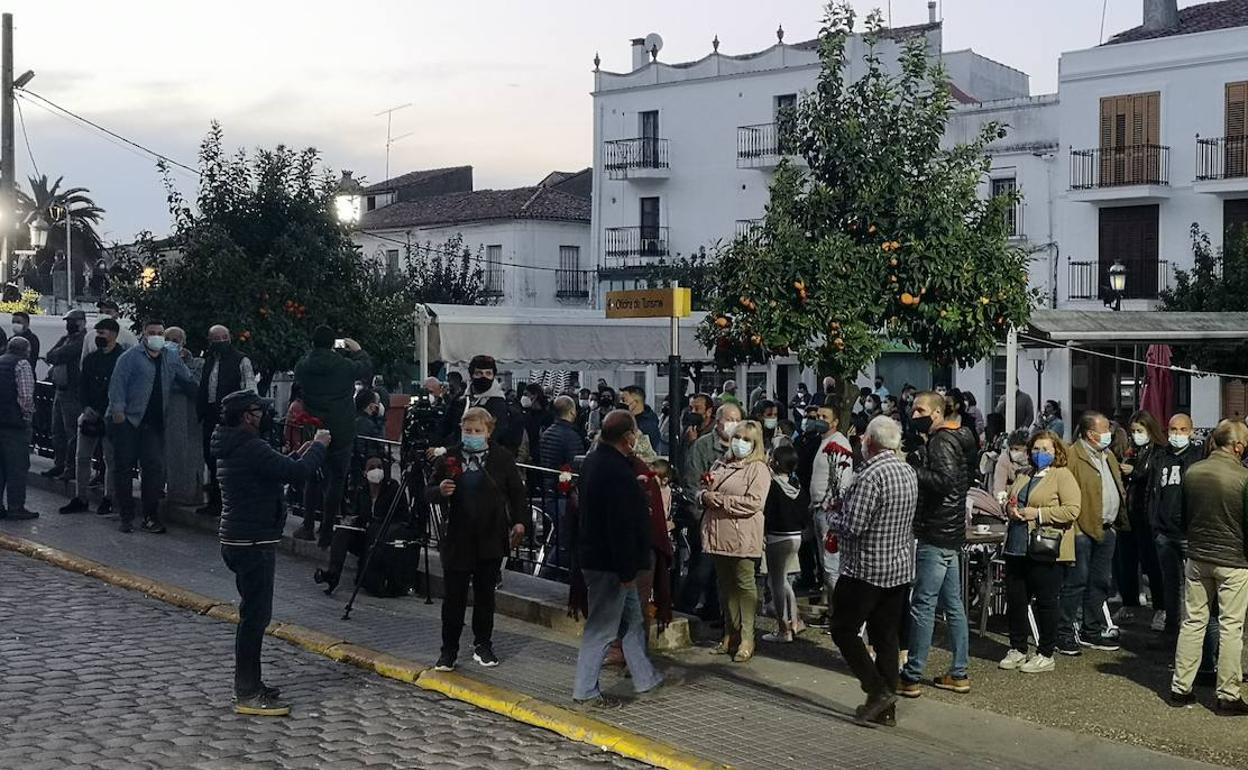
[
  {"x1": 197, "y1": 325, "x2": 257, "y2": 516},
  {"x1": 572, "y1": 410, "x2": 664, "y2": 707},
  {"x1": 44, "y1": 309, "x2": 87, "y2": 479},
  {"x1": 539, "y1": 396, "x2": 586, "y2": 570},
  {"x1": 621, "y1": 384, "x2": 663, "y2": 454},
  {"x1": 9, "y1": 311, "x2": 37, "y2": 369},
  {"x1": 215, "y1": 390, "x2": 329, "y2": 717},
  {"x1": 899, "y1": 391, "x2": 971, "y2": 698},
  {"x1": 59, "y1": 318, "x2": 124, "y2": 515}
]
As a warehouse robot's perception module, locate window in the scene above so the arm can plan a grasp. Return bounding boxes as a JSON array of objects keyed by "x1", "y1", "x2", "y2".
[
  {"x1": 1099, "y1": 92, "x2": 1161, "y2": 185},
  {"x1": 639, "y1": 197, "x2": 662, "y2": 256},
  {"x1": 991, "y1": 177, "x2": 1018, "y2": 237},
  {"x1": 559, "y1": 245, "x2": 580, "y2": 272},
  {"x1": 639, "y1": 110, "x2": 660, "y2": 168},
  {"x1": 1098, "y1": 205, "x2": 1159, "y2": 299},
  {"x1": 775, "y1": 94, "x2": 798, "y2": 154},
  {"x1": 556, "y1": 246, "x2": 588, "y2": 298},
  {"x1": 385, "y1": 249, "x2": 400, "y2": 274},
  {"x1": 485, "y1": 245, "x2": 503, "y2": 296},
  {"x1": 1227, "y1": 82, "x2": 1248, "y2": 178}
]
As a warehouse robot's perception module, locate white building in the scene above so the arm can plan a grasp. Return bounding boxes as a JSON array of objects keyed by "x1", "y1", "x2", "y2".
[{"x1": 355, "y1": 166, "x2": 593, "y2": 310}]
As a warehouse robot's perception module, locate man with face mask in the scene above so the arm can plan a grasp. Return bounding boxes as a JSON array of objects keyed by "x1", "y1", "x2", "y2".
[
  {"x1": 108, "y1": 319, "x2": 199, "y2": 534},
  {"x1": 43, "y1": 309, "x2": 88, "y2": 479},
  {"x1": 1150, "y1": 414, "x2": 1207, "y2": 642},
  {"x1": 808, "y1": 404, "x2": 854, "y2": 623},
  {"x1": 215, "y1": 389, "x2": 329, "y2": 716},
  {"x1": 58, "y1": 318, "x2": 124, "y2": 516},
  {"x1": 80, "y1": 300, "x2": 137, "y2": 367},
  {"x1": 9, "y1": 311, "x2": 38, "y2": 369},
  {"x1": 198, "y1": 325, "x2": 257, "y2": 516},
  {"x1": 448, "y1": 354, "x2": 516, "y2": 452},
  {"x1": 1058, "y1": 411, "x2": 1127, "y2": 656}
]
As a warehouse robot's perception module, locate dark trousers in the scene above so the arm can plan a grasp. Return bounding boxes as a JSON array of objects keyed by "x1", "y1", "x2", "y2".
[
  {"x1": 829, "y1": 576, "x2": 909, "y2": 697},
  {"x1": 0, "y1": 424, "x2": 31, "y2": 511},
  {"x1": 303, "y1": 443, "x2": 350, "y2": 535},
  {"x1": 51, "y1": 391, "x2": 82, "y2": 471},
  {"x1": 1114, "y1": 516, "x2": 1164, "y2": 608},
  {"x1": 1156, "y1": 534, "x2": 1186, "y2": 635},
  {"x1": 110, "y1": 421, "x2": 165, "y2": 524},
  {"x1": 221, "y1": 544, "x2": 276, "y2": 699},
  {"x1": 201, "y1": 403, "x2": 221, "y2": 506},
  {"x1": 1059, "y1": 528, "x2": 1116, "y2": 643},
  {"x1": 441, "y1": 558, "x2": 501, "y2": 657},
  {"x1": 1006, "y1": 555, "x2": 1063, "y2": 657}
]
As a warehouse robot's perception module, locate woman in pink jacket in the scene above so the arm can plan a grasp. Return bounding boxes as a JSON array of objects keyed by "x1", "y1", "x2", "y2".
[{"x1": 699, "y1": 420, "x2": 771, "y2": 663}]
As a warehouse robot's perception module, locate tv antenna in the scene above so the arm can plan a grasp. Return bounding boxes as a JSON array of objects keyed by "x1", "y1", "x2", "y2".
[{"x1": 375, "y1": 103, "x2": 413, "y2": 182}]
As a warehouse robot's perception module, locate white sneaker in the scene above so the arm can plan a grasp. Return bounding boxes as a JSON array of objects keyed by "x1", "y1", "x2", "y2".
[
  {"x1": 1151, "y1": 610, "x2": 1167, "y2": 632},
  {"x1": 999, "y1": 649, "x2": 1028, "y2": 671},
  {"x1": 1020, "y1": 654, "x2": 1056, "y2": 674},
  {"x1": 761, "y1": 631, "x2": 793, "y2": 643}
]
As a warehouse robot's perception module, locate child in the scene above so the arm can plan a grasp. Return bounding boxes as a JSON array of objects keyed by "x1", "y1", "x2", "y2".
[
  {"x1": 649, "y1": 458, "x2": 675, "y2": 534},
  {"x1": 762, "y1": 445, "x2": 809, "y2": 643}
]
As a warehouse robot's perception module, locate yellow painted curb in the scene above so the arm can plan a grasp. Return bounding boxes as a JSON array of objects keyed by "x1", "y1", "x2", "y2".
[{"x1": 0, "y1": 532, "x2": 734, "y2": 770}]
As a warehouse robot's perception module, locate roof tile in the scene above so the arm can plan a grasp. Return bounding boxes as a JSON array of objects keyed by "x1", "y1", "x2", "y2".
[{"x1": 1106, "y1": 0, "x2": 1248, "y2": 44}]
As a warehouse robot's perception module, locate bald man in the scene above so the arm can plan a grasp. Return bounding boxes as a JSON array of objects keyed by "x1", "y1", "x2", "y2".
[
  {"x1": 197, "y1": 325, "x2": 257, "y2": 516},
  {"x1": 1151, "y1": 413, "x2": 1205, "y2": 641}
]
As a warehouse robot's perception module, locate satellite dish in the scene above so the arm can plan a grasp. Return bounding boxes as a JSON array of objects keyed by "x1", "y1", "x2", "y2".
[{"x1": 644, "y1": 32, "x2": 664, "y2": 57}]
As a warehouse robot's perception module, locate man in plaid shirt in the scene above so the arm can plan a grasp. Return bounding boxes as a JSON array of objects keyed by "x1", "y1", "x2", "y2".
[
  {"x1": 828, "y1": 415, "x2": 918, "y2": 726},
  {"x1": 0, "y1": 336, "x2": 38, "y2": 520}
]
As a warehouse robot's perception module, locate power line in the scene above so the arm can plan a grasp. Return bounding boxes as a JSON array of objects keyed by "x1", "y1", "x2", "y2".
[
  {"x1": 14, "y1": 95, "x2": 39, "y2": 179},
  {"x1": 1019, "y1": 331, "x2": 1246, "y2": 381},
  {"x1": 361, "y1": 228, "x2": 591, "y2": 274}
]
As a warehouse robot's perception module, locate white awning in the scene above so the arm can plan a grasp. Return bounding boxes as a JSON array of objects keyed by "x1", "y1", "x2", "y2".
[
  {"x1": 1026, "y1": 310, "x2": 1248, "y2": 344},
  {"x1": 424, "y1": 304, "x2": 714, "y2": 367}
]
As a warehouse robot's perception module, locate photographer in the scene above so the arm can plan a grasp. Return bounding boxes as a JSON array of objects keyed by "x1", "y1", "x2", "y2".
[
  {"x1": 293, "y1": 326, "x2": 372, "y2": 547},
  {"x1": 314, "y1": 454, "x2": 409, "y2": 595},
  {"x1": 215, "y1": 389, "x2": 329, "y2": 716}
]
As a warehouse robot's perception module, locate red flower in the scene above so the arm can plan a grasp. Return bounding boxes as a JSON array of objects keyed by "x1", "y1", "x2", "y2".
[
  {"x1": 823, "y1": 441, "x2": 852, "y2": 457},
  {"x1": 824, "y1": 530, "x2": 839, "y2": 554},
  {"x1": 700, "y1": 471, "x2": 715, "y2": 488},
  {"x1": 557, "y1": 464, "x2": 574, "y2": 495},
  {"x1": 444, "y1": 456, "x2": 463, "y2": 479}
]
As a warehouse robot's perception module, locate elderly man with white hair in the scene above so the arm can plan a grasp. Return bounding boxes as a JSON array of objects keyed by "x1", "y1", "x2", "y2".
[
  {"x1": 827, "y1": 415, "x2": 919, "y2": 728},
  {"x1": 197, "y1": 324, "x2": 256, "y2": 516}
]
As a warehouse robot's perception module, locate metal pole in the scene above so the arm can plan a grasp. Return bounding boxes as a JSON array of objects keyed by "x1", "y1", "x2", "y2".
[
  {"x1": 667, "y1": 283, "x2": 682, "y2": 468},
  {"x1": 1005, "y1": 327, "x2": 1018, "y2": 434},
  {"x1": 1, "y1": 14, "x2": 13, "y2": 287},
  {"x1": 65, "y1": 215, "x2": 72, "y2": 307}
]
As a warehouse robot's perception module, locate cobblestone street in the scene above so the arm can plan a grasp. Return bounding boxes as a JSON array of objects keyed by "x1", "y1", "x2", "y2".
[{"x1": 0, "y1": 551, "x2": 645, "y2": 770}]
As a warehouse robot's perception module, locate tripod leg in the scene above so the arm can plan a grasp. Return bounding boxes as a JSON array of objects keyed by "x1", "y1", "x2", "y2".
[{"x1": 343, "y1": 462, "x2": 415, "y2": 620}]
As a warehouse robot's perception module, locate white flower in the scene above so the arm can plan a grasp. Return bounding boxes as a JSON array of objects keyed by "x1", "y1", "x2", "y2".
[
  {"x1": 433, "y1": 447, "x2": 448, "y2": 457},
  {"x1": 558, "y1": 471, "x2": 573, "y2": 484}
]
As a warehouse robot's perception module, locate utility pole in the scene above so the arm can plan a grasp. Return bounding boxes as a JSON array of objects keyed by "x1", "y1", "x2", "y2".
[
  {"x1": 374, "y1": 103, "x2": 412, "y2": 182},
  {"x1": 2, "y1": 13, "x2": 14, "y2": 286}
]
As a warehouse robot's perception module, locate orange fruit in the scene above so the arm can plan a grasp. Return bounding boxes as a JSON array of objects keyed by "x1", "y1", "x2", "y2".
[
  {"x1": 714, "y1": 316, "x2": 729, "y2": 328},
  {"x1": 900, "y1": 292, "x2": 916, "y2": 306}
]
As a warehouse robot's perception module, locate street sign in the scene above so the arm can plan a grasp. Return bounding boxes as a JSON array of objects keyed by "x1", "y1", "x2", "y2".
[{"x1": 604, "y1": 288, "x2": 692, "y2": 319}]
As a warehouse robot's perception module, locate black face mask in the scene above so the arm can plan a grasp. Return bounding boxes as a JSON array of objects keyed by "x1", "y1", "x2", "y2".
[
  {"x1": 211, "y1": 341, "x2": 230, "y2": 355},
  {"x1": 66, "y1": 321, "x2": 79, "y2": 334},
  {"x1": 470, "y1": 376, "x2": 492, "y2": 394},
  {"x1": 94, "y1": 336, "x2": 109, "y2": 349},
  {"x1": 911, "y1": 415, "x2": 935, "y2": 435},
  {"x1": 805, "y1": 419, "x2": 830, "y2": 435}
]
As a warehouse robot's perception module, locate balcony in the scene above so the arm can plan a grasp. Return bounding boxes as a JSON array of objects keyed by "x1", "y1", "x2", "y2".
[
  {"x1": 603, "y1": 138, "x2": 670, "y2": 180},
  {"x1": 1069, "y1": 144, "x2": 1171, "y2": 203},
  {"x1": 602, "y1": 226, "x2": 669, "y2": 273},
  {"x1": 483, "y1": 265, "x2": 504, "y2": 297},
  {"x1": 555, "y1": 268, "x2": 593, "y2": 299},
  {"x1": 734, "y1": 218, "x2": 764, "y2": 242},
  {"x1": 1194, "y1": 136, "x2": 1248, "y2": 196},
  {"x1": 1066, "y1": 258, "x2": 1173, "y2": 302},
  {"x1": 736, "y1": 122, "x2": 804, "y2": 170}
]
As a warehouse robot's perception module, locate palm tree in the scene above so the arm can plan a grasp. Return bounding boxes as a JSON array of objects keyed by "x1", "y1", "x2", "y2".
[{"x1": 17, "y1": 174, "x2": 106, "y2": 296}]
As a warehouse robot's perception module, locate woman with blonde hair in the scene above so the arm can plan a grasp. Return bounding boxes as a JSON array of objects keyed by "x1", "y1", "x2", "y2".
[{"x1": 698, "y1": 420, "x2": 771, "y2": 663}]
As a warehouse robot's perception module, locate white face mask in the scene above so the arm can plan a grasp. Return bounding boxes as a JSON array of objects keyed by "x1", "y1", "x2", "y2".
[
  {"x1": 1169, "y1": 434, "x2": 1191, "y2": 450},
  {"x1": 730, "y1": 437, "x2": 753, "y2": 459},
  {"x1": 10, "y1": 323, "x2": 23, "y2": 334},
  {"x1": 763, "y1": 417, "x2": 778, "y2": 430},
  {"x1": 520, "y1": 395, "x2": 533, "y2": 409},
  {"x1": 720, "y1": 420, "x2": 740, "y2": 439},
  {"x1": 365, "y1": 468, "x2": 385, "y2": 484},
  {"x1": 1132, "y1": 431, "x2": 1150, "y2": 447},
  {"x1": 144, "y1": 335, "x2": 166, "y2": 352},
  {"x1": 579, "y1": 399, "x2": 590, "y2": 409},
  {"x1": 1009, "y1": 450, "x2": 1028, "y2": 464}
]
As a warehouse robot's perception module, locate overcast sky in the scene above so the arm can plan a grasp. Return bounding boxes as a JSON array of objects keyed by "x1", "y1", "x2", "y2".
[{"x1": 6, "y1": 0, "x2": 1179, "y2": 240}]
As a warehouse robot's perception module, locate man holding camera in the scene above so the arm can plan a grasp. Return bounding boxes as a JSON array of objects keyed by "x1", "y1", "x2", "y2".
[
  {"x1": 216, "y1": 389, "x2": 330, "y2": 716},
  {"x1": 293, "y1": 326, "x2": 372, "y2": 547}
]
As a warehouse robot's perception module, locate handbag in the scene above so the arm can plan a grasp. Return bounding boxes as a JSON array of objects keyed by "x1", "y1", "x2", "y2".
[{"x1": 1027, "y1": 526, "x2": 1063, "y2": 562}]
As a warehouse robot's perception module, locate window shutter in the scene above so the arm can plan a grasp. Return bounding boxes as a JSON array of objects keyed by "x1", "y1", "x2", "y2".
[
  {"x1": 1227, "y1": 82, "x2": 1247, "y2": 138},
  {"x1": 1100, "y1": 97, "x2": 1115, "y2": 149}
]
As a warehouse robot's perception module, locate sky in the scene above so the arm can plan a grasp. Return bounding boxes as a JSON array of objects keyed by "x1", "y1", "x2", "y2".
[{"x1": 4, "y1": 0, "x2": 1182, "y2": 240}]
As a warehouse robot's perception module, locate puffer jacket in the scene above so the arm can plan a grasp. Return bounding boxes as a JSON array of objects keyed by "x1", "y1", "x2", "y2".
[
  {"x1": 911, "y1": 428, "x2": 970, "y2": 549},
  {"x1": 700, "y1": 458, "x2": 770, "y2": 558},
  {"x1": 216, "y1": 425, "x2": 327, "y2": 543},
  {"x1": 293, "y1": 347, "x2": 373, "y2": 449}
]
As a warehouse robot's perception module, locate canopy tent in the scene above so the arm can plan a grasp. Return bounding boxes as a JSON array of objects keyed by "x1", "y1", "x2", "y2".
[
  {"x1": 421, "y1": 303, "x2": 713, "y2": 368},
  {"x1": 1023, "y1": 311, "x2": 1248, "y2": 344}
]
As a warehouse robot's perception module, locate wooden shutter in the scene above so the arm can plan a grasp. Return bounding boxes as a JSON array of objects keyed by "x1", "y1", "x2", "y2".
[{"x1": 1227, "y1": 83, "x2": 1248, "y2": 138}]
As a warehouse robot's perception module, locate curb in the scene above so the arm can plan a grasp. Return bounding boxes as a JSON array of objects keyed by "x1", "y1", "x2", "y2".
[{"x1": 0, "y1": 531, "x2": 731, "y2": 770}]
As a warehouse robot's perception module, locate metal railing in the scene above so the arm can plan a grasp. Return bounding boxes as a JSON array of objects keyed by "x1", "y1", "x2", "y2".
[
  {"x1": 555, "y1": 268, "x2": 593, "y2": 299},
  {"x1": 603, "y1": 137, "x2": 670, "y2": 172},
  {"x1": 1070, "y1": 144, "x2": 1170, "y2": 189},
  {"x1": 1066, "y1": 258, "x2": 1172, "y2": 301},
  {"x1": 734, "y1": 218, "x2": 764, "y2": 241},
  {"x1": 483, "y1": 265, "x2": 504, "y2": 296},
  {"x1": 736, "y1": 122, "x2": 799, "y2": 161},
  {"x1": 603, "y1": 226, "x2": 670, "y2": 269},
  {"x1": 1196, "y1": 135, "x2": 1248, "y2": 181},
  {"x1": 1005, "y1": 198, "x2": 1024, "y2": 239}
]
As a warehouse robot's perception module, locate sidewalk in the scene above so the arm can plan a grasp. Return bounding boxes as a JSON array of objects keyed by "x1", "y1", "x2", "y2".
[{"x1": 0, "y1": 473, "x2": 1233, "y2": 770}]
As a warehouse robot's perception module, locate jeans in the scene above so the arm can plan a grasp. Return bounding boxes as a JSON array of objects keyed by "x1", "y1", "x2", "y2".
[
  {"x1": 712, "y1": 555, "x2": 757, "y2": 642},
  {"x1": 765, "y1": 537, "x2": 801, "y2": 629},
  {"x1": 902, "y1": 543, "x2": 969, "y2": 681},
  {"x1": 1005, "y1": 555, "x2": 1062, "y2": 657},
  {"x1": 75, "y1": 429, "x2": 115, "y2": 502},
  {"x1": 830, "y1": 576, "x2": 909, "y2": 697},
  {"x1": 573, "y1": 569, "x2": 663, "y2": 701},
  {"x1": 441, "y1": 558, "x2": 501, "y2": 657},
  {"x1": 814, "y1": 510, "x2": 841, "y2": 601},
  {"x1": 0, "y1": 424, "x2": 31, "y2": 511},
  {"x1": 221, "y1": 544, "x2": 276, "y2": 699},
  {"x1": 110, "y1": 421, "x2": 166, "y2": 524},
  {"x1": 51, "y1": 391, "x2": 82, "y2": 471},
  {"x1": 304, "y1": 443, "x2": 350, "y2": 535},
  {"x1": 1114, "y1": 515, "x2": 1163, "y2": 608},
  {"x1": 1060, "y1": 529, "x2": 1116, "y2": 643},
  {"x1": 1172, "y1": 559, "x2": 1248, "y2": 702}
]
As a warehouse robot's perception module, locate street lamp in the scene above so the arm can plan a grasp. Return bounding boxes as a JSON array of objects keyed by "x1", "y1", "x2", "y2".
[
  {"x1": 1105, "y1": 259, "x2": 1127, "y2": 312},
  {"x1": 28, "y1": 213, "x2": 48, "y2": 248},
  {"x1": 334, "y1": 170, "x2": 364, "y2": 226}
]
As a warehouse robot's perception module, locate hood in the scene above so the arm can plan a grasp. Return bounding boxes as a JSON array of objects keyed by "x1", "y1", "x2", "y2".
[
  {"x1": 772, "y1": 473, "x2": 801, "y2": 500},
  {"x1": 300, "y1": 348, "x2": 345, "y2": 377},
  {"x1": 470, "y1": 380, "x2": 506, "y2": 404},
  {"x1": 211, "y1": 424, "x2": 259, "y2": 460}
]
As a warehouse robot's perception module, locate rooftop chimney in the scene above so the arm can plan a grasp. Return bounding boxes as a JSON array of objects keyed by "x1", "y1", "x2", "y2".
[
  {"x1": 1143, "y1": 0, "x2": 1179, "y2": 31},
  {"x1": 928, "y1": 1, "x2": 938, "y2": 23},
  {"x1": 630, "y1": 38, "x2": 648, "y2": 70}
]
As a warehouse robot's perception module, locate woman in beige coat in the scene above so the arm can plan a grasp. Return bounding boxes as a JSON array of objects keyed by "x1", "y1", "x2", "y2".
[
  {"x1": 699, "y1": 420, "x2": 770, "y2": 663},
  {"x1": 1000, "y1": 430, "x2": 1080, "y2": 674}
]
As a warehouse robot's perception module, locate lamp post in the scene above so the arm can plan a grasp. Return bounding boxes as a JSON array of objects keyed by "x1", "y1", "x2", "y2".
[
  {"x1": 334, "y1": 170, "x2": 363, "y2": 227},
  {"x1": 1105, "y1": 259, "x2": 1127, "y2": 312}
]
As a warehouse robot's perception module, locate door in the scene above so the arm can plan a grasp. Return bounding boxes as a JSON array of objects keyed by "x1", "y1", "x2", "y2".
[
  {"x1": 640, "y1": 197, "x2": 661, "y2": 256},
  {"x1": 1099, "y1": 92, "x2": 1161, "y2": 185},
  {"x1": 1098, "y1": 205, "x2": 1159, "y2": 299},
  {"x1": 775, "y1": 94, "x2": 797, "y2": 154},
  {"x1": 639, "y1": 110, "x2": 659, "y2": 168},
  {"x1": 991, "y1": 177, "x2": 1018, "y2": 236}
]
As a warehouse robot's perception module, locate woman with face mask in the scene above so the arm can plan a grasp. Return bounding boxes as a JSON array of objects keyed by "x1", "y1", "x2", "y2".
[
  {"x1": 1000, "y1": 431, "x2": 1081, "y2": 674},
  {"x1": 991, "y1": 430, "x2": 1032, "y2": 498},
  {"x1": 314, "y1": 455, "x2": 408, "y2": 595},
  {"x1": 698, "y1": 420, "x2": 771, "y2": 663},
  {"x1": 1114, "y1": 411, "x2": 1167, "y2": 625}
]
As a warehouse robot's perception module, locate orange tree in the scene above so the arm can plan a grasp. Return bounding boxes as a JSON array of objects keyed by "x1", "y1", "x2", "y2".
[{"x1": 697, "y1": 3, "x2": 1034, "y2": 384}]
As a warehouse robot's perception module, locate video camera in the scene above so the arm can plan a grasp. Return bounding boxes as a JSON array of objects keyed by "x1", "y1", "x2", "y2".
[{"x1": 401, "y1": 387, "x2": 448, "y2": 463}]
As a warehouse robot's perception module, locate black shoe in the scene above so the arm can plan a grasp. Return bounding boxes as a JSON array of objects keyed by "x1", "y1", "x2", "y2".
[
  {"x1": 58, "y1": 497, "x2": 89, "y2": 515},
  {"x1": 1169, "y1": 690, "x2": 1196, "y2": 707},
  {"x1": 119, "y1": 520, "x2": 134, "y2": 533},
  {"x1": 234, "y1": 690, "x2": 291, "y2": 717},
  {"x1": 314, "y1": 568, "x2": 340, "y2": 596},
  {"x1": 1216, "y1": 698, "x2": 1248, "y2": 716},
  {"x1": 1080, "y1": 632, "x2": 1120, "y2": 652},
  {"x1": 140, "y1": 519, "x2": 166, "y2": 534},
  {"x1": 1195, "y1": 670, "x2": 1218, "y2": 688},
  {"x1": 807, "y1": 613, "x2": 831, "y2": 629},
  {"x1": 433, "y1": 652, "x2": 456, "y2": 672},
  {"x1": 574, "y1": 694, "x2": 624, "y2": 711},
  {"x1": 41, "y1": 466, "x2": 64, "y2": 478},
  {"x1": 473, "y1": 643, "x2": 499, "y2": 668},
  {"x1": 316, "y1": 533, "x2": 332, "y2": 550},
  {"x1": 1056, "y1": 638, "x2": 1082, "y2": 657},
  {"x1": 0, "y1": 507, "x2": 7, "y2": 519},
  {"x1": 96, "y1": 498, "x2": 112, "y2": 516},
  {"x1": 855, "y1": 701, "x2": 897, "y2": 726},
  {"x1": 856, "y1": 692, "x2": 898, "y2": 725},
  {"x1": 7, "y1": 508, "x2": 38, "y2": 520}
]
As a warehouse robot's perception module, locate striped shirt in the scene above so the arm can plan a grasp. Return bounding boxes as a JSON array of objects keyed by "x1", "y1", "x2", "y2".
[
  {"x1": 830, "y1": 449, "x2": 919, "y2": 588},
  {"x1": 15, "y1": 359, "x2": 33, "y2": 419}
]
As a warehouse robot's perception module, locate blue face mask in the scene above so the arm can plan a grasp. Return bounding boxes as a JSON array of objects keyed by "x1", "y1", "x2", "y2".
[
  {"x1": 1032, "y1": 450, "x2": 1055, "y2": 470},
  {"x1": 462, "y1": 434, "x2": 487, "y2": 453},
  {"x1": 1096, "y1": 432, "x2": 1113, "y2": 451}
]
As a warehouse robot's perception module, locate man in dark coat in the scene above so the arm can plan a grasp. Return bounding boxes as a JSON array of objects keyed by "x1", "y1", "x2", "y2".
[
  {"x1": 44, "y1": 309, "x2": 87, "y2": 478},
  {"x1": 572, "y1": 410, "x2": 665, "y2": 706},
  {"x1": 197, "y1": 324, "x2": 257, "y2": 516},
  {"x1": 539, "y1": 395, "x2": 586, "y2": 569},
  {"x1": 215, "y1": 389, "x2": 328, "y2": 717}
]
